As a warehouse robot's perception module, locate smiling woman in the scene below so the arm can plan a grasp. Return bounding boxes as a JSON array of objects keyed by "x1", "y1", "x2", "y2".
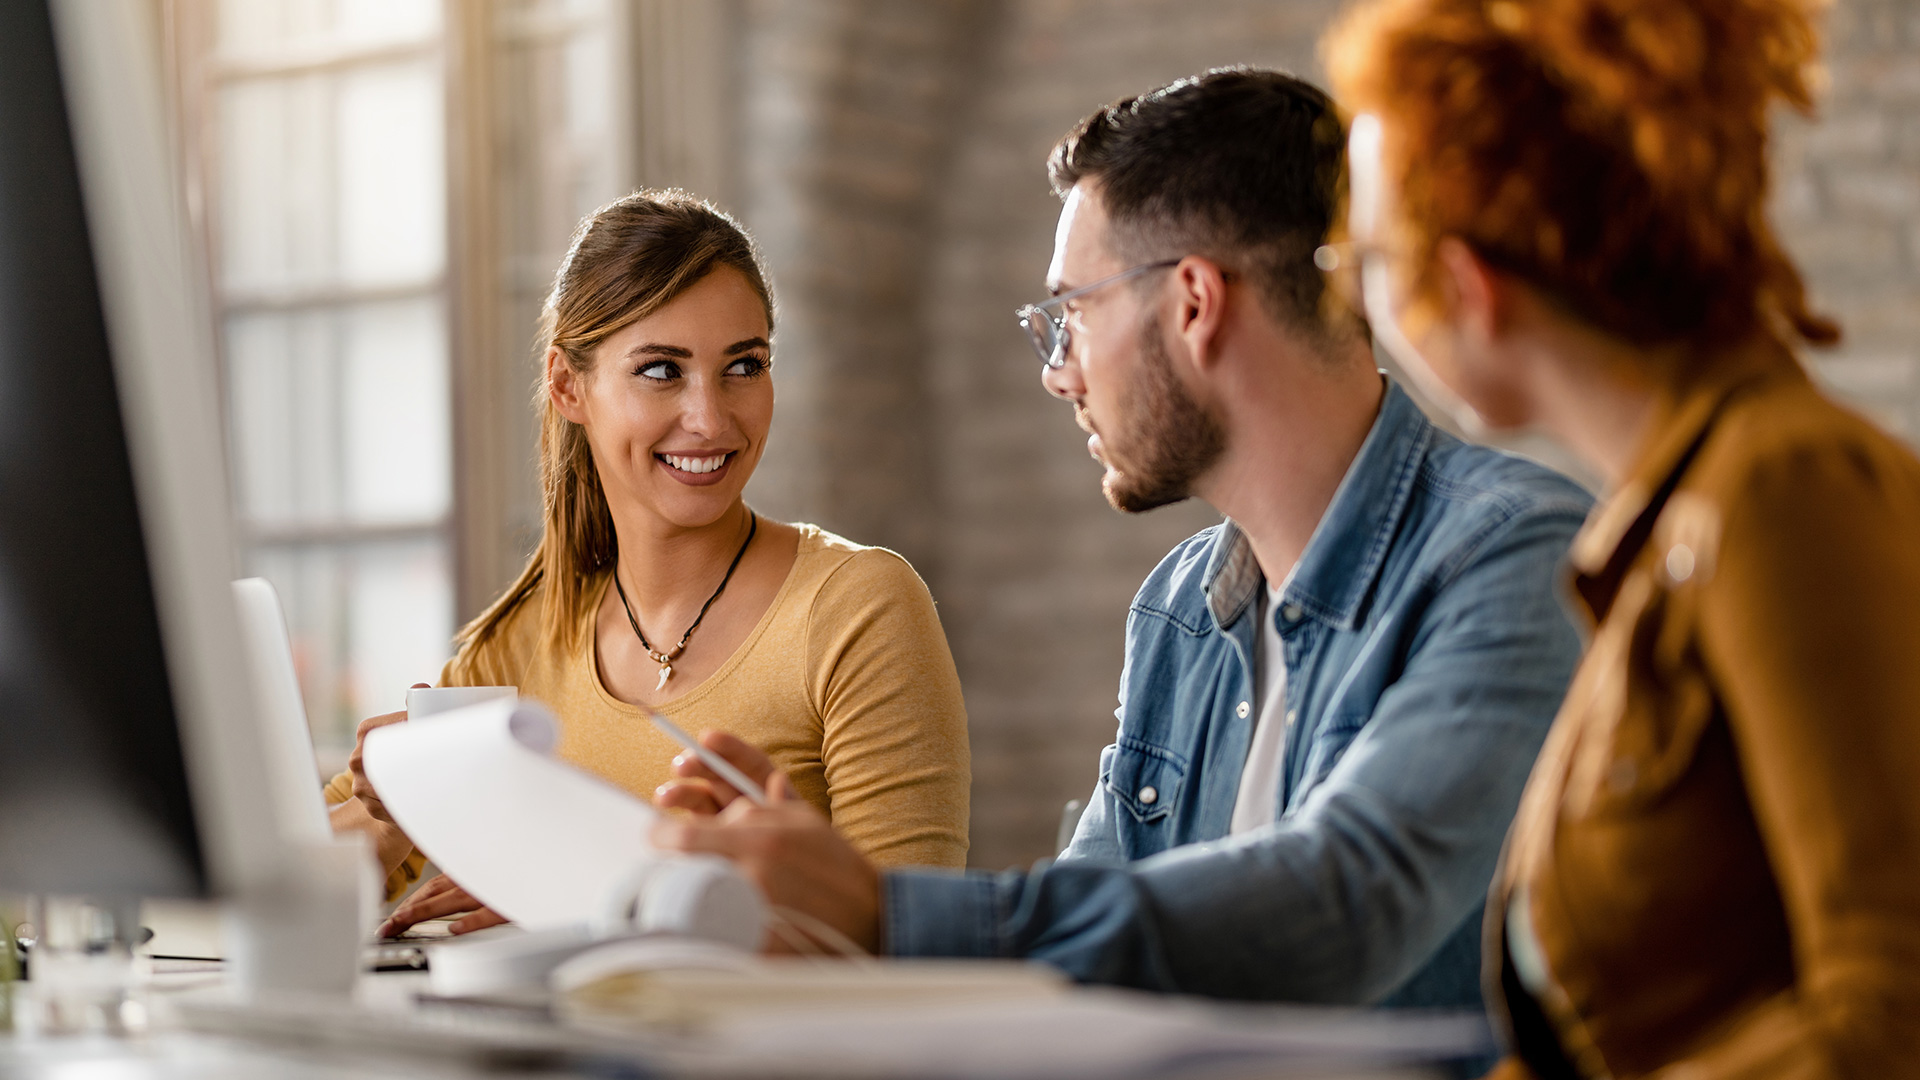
[{"x1": 323, "y1": 192, "x2": 971, "y2": 924}]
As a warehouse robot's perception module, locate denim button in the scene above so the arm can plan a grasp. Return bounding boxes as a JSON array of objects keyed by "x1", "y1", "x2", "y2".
[
  {"x1": 1139, "y1": 785, "x2": 1158, "y2": 805},
  {"x1": 1281, "y1": 603, "x2": 1303, "y2": 622},
  {"x1": 1285, "y1": 709, "x2": 1297, "y2": 726},
  {"x1": 1235, "y1": 700, "x2": 1250, "y2": 719}
]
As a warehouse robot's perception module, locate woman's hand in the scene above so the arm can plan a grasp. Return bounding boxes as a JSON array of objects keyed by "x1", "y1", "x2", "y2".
[
  {"x1": 348, "y1": 682, "x2": 431, "y2": 826},
  {"x1": 348, "y1": 710, "x2": 407, "y2": 826},
  {"x1": 328, "y1": 796, "x2": 416, "y2": 879},
  {"x1": 329, "y1": 683, "x2": 432, "y2": 879},
  {"x1": 378, "y1": 874, "x2": 508, "y2": 938},
  {"x1": 652, "y1": 742, "x2": 881, "y2": 956},
  {"x1": 653, "y1": 730, "x2": 778, "y2": 815}
]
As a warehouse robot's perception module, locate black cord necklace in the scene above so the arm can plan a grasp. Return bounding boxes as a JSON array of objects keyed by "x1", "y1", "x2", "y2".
[{"x1": 614, "y1": 512, "x2": 758, "y2": 692}]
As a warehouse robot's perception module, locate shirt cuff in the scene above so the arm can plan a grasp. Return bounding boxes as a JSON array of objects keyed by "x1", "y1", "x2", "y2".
[{"x1": 882, "y1": 869, "x2": 1005, "y2": 958}]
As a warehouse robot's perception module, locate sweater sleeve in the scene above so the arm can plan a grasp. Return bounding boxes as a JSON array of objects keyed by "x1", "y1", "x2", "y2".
[
  {"x1": 806, "y1": 548, "x2": 971, "y2": 869},
  {"x1": 323, "y1": 768, "x2": 354, "y2": 806}
]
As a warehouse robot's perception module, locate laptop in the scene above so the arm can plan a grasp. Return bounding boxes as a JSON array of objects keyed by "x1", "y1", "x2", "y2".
[
  {"x1": 231, "y1": 577, "x2": 333, "y2": 845},
  {"x1": 143, "y1": 579, "x2": 445, "y2": 967}
]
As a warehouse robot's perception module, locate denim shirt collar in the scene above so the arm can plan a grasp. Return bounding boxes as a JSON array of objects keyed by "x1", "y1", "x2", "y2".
[{"x1": 1202, "y1": 379, "x2": 1432, "y2": 633}]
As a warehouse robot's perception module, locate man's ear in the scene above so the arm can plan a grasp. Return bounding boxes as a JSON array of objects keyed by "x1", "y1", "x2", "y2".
[
  {"x1": 546, "y1": 346, "x2": 590, "y2": 424},
  {"x1": 1171, "y1": 255, "x2": 1231, "y2": 374},
  {"x1": 1434, "y1": 237, "x2": 1503, "y2": 347}
]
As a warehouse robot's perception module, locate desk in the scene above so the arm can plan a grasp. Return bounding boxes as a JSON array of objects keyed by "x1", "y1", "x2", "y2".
[
  {"x1": 0, "y1": 967, "x2": 1485, "y2": 1079},
  {"x1": 1, "y1": 973, "x2": 569, "y2": 1080},
  {"x1": 0, "y1": 1029, "x2": 576, "y2": 1080}
]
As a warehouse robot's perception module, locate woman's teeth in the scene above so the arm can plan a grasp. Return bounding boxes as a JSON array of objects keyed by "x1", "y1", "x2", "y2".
[{"x1": 662, "y1": 453, "x2": 728, "y2": 474}]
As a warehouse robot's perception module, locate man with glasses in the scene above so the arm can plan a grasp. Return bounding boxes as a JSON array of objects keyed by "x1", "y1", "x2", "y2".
[{"x1": 657, "y1": 68, "x2": 1590, "y2": 1012}]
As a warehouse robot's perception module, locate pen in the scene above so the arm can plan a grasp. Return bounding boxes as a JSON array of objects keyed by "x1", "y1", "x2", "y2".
[{"x1": 649, "y1": 711, "x2": 772, "y2": 808}]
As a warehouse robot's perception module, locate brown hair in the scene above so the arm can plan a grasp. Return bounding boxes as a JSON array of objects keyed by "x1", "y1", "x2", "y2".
[
  {"x1": 1047, "y1": 68, "x2": 1358, "y2": 348},
  {"x1": 454, "y1": 190, "x2": 774, "y2": 659},
  {"x1": 1324, "y1": 0, "x2": 1838, "y2": 350}
]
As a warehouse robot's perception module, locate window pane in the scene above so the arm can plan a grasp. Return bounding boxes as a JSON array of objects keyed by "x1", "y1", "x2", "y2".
[
  {"x1": 334, "y1": 0, "x2": 441, "y2": 46},
  {"x1": 564, "y1": 19, "x2": 612, "y2": 141},
  {"x1": 227, "y1": 299, "x2": 448, "y2": 528},
  {"x1": 337, "y1": 61, "x2": 445, "y2": 286},
  {"x1": 251, "y1": 539, "x2": 453, "y2": 752},
  {"x1": 345, "y1": 540, "x2": 453, "y2": 725},
  {"x1": 227, "y1": 308, "x2": 341, "y2": 524},
  {"x1": 218, "y1": 0, "x2": 438, "y2": 56},
  {"x1": 217, "y1": 0, "x2": 329, "y2": 56},
  {"x1": 562, "y1": 19, "x2": 619, "y2": 218},
  {"x1": 342, "y1": 298, "x2": 450, "y2": 522},
  {"x1": 220, "y1": 63, "x2": 443, "y2": 293},
  {"x1": 219, "y1": 76, "x2": 333, "y2": 291}
]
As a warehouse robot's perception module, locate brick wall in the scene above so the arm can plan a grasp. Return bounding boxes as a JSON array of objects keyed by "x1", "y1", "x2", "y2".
[
  {"x1": 1775, "y1": 0, "x2": 1920, "y2": 439},
  {"x1": 731, "y1": 0, "x2": 1920, "y2": 870},
  {"x1": 738, "y1": 0, "x2": 1000, "y2": 566}
]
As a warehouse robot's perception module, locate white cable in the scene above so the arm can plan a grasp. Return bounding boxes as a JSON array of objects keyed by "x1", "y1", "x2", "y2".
[
  {"x1": 763, "y1": 911, "x2": 828, "y2": 957},
  {"x1": 767, "y1": 906, "x2": 875, "y2": 964}
]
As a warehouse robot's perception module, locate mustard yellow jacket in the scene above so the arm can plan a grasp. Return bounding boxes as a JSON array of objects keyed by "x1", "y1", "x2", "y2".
[{"x1": 1488, "y1": 341, "x2": 1920, "y2": 1079}]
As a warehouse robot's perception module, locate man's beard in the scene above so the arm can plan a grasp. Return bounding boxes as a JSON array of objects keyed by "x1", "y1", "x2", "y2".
[{"x1": 1100, "y1": 312, "x2": 1227, "y2": 513}]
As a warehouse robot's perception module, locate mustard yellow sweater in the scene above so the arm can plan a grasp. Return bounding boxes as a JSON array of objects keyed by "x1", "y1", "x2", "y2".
[{"x1": 328, "y1": 524, "x2": 971, "y2": 898}]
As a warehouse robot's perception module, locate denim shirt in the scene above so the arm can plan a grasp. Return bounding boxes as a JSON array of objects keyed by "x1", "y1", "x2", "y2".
[{"x1": 886, "y1": 380, "x2": 1592, "y2": 1009}]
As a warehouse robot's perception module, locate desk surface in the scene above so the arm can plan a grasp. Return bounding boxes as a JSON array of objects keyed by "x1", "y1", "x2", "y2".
[
  {"x1": 0, "y1": 1030, "x2": 574, "y2": 1080},
  {"x1": 0, "y1": 968, "x2": 1479, "y2": 1080}
]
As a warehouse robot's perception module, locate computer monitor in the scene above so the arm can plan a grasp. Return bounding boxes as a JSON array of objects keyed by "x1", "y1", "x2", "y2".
[{"x1": 0, "y1": 0, "x2": 305, "y2": 913}]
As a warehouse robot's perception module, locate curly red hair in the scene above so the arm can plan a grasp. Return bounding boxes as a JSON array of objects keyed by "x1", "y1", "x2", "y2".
[{"x1": 1324, "y1": 0, "x2": 1839, "y2": 349}]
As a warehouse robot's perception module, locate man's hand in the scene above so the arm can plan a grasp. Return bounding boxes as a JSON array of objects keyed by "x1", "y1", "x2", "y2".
[
  {"x1": 652, "y1": 735, "x2": 882, "y2": 955},
  {"x1": 349, "y1": 683, "x2": 430, "y2": 826},
  {"x1": 654, "y1": 730, "x2": 778, "y2": 814},
  {"x1": 378, "y1": 874, "x2": 508, "y2": 939}
]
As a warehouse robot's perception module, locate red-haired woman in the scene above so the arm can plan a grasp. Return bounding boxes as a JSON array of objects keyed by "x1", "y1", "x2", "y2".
[{"x1": 1326, "y1": 0, "x2": 1920, "y2": 1076}]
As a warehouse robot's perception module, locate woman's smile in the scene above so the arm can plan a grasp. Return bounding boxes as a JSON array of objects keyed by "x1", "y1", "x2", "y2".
[{"x1": 657, "y1": 450, "x2": 735, "y2": 485}]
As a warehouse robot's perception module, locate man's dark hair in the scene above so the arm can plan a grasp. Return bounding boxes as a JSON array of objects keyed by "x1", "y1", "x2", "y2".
[{"x1": 1049, "y1": 68, "x2": 1353, "y2": 346}]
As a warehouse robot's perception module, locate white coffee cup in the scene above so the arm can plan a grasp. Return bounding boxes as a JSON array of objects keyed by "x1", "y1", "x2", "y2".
[{"x1": 406, "y1": 685, "x2": 518, "y2": 720}]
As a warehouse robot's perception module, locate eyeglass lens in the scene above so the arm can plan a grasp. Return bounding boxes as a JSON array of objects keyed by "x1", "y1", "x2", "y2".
[{"x1": 1020, "y1": 307, "x2": 1066, "y2": 368}]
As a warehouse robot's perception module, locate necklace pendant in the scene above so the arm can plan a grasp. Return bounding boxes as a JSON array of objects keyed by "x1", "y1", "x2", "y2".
[{"x1": 656, "y1": 664, "x2": 672, "y2": 692}]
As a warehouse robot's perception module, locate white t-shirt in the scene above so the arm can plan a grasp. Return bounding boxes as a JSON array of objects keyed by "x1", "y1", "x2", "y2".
[{"x1": 1230, "y1": 580, "x2": 1291, "y2": 834}]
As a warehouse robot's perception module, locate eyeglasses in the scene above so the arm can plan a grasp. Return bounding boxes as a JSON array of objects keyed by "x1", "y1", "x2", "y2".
[
  {"x1": 1313, "y1": 242, "x2": 1354, "y2": 272},
  {"x1": 1312, "y1": 240, "x2": 1389, "y2": 316},
  {"x1": 1014, "y1": 259, "x2": 1180, "y2": 369}
]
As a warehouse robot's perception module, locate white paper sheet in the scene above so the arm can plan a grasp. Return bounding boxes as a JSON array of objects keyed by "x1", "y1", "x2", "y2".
[{"x1": 363, "y1": 698, "x2": 662, "y2": 929}]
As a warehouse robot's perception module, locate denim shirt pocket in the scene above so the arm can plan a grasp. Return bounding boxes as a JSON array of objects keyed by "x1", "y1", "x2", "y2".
[{"x1": 1104, "y1": 736, "x2": 1188, "y2": 825}]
